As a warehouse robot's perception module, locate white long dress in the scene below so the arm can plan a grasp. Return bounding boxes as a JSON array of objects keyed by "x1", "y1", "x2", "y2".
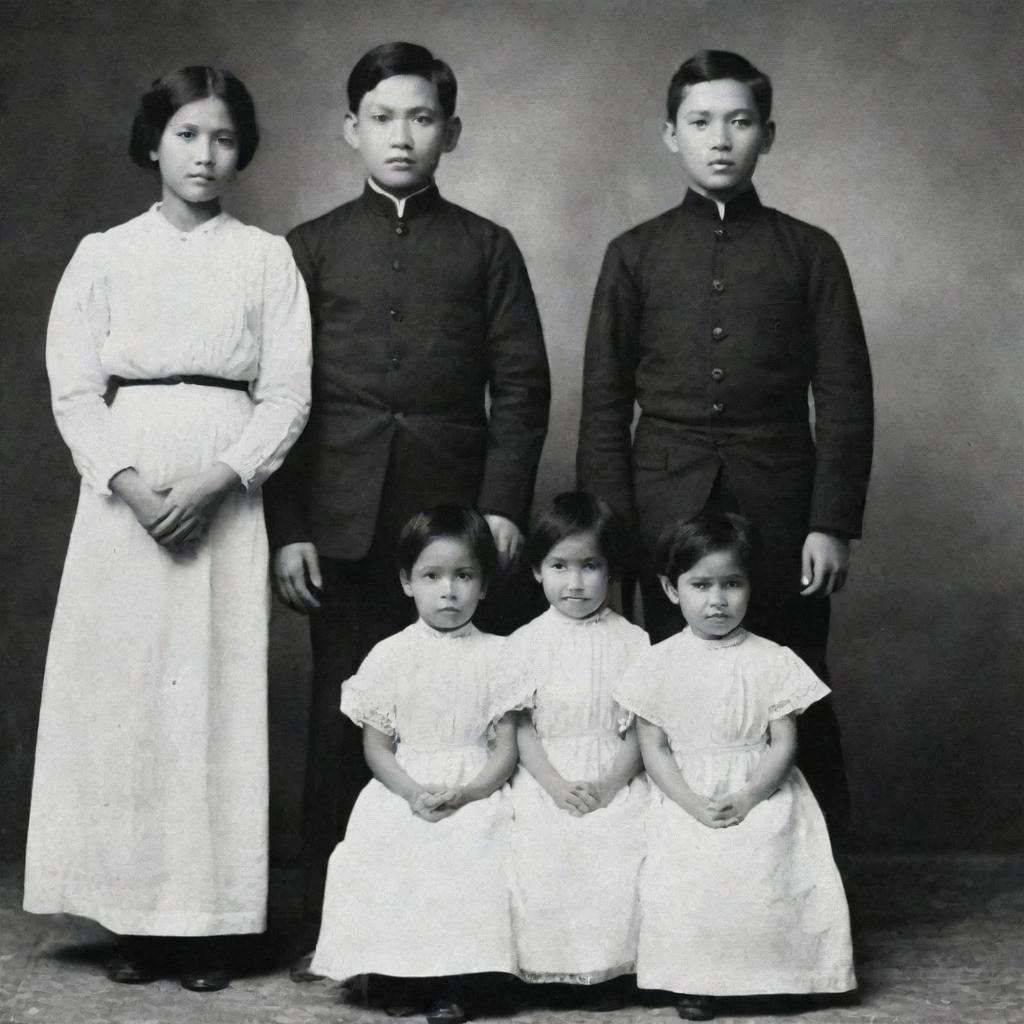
[
  {"x1": 615, "y1": 628, "x2": 856, "y2": 996},
  {"x1": 23, "y1": 205, "x2": 311, "y2": 936},
  {"x1": 311, "y1": 620, "x2": 529, "y2": 981},
  {"x1": 505, "y1": 607, "x2": 649, "y2": 983}
]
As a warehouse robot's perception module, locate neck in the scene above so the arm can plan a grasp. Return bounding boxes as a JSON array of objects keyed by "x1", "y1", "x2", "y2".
[
  {"x1": 369, "y1": 176, "x2": 432, "y2": 202},
  {"x1": 689, "y1": 180, "x2": 755, "y2": 213},
  {"x1": 158, "y1": 189, "x2": 222, "y2": 232}
]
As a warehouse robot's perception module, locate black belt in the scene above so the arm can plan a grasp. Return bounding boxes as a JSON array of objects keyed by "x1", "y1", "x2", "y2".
[{"x1": 105, "y1": 374, "x2": 250, "y2": 404}]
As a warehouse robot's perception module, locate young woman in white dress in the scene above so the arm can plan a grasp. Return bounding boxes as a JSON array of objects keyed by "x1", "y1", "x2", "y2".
[
  {"x1": 504, "y1": 493, "x2": 648, "y2": 1005},
  {"x1": 23, "y1": 66, "x2": 311, "y2": 991},
  {"x1": 615, "y1": 513, "x2": 856, "y2": 1021},
  {"x1": 311, "y1": 505, "x2": 527, "y2": 1024}
]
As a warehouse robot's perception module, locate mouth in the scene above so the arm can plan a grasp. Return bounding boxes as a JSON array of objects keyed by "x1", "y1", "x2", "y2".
[
  {"x1": 387, "y1": 158, "x2": 415, "y2": 166},
  {"x1": 708, "y1": 160, "x2": 734, "y2": 169},
  {"x1": 188, "y1": 174, "x2": 216, "y2": 182}
]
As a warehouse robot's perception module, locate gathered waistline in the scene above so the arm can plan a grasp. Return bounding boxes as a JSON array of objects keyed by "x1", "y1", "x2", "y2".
[
  {"x1": 399, "y1": 740, "x2": 487, "y2": 752},
  {"x1": 672, "y1": 739, "x2": 767, "y2": 755}
]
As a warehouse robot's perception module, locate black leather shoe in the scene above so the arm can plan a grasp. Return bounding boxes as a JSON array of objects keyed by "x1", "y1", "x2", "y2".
[
  {"x1": 105, "y1": 949, "x2": 158, "y2": 984},
  {"x1": 425, "y1": 999, "x2": 468, "y2": 1024},
  {"x1": 676, "y1": 994, "x2": 715, "y2": 1020},
  {"x1": 180, "y1": 967, "x2": 230, "y2": 992}
]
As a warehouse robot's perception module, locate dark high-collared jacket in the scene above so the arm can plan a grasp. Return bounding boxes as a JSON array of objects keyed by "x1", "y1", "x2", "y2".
[
  {"x1": 264, "y1": 183, "x2": 550, "y2": 560},
  {"x1": 577, "y1": 188, "x2": 874, "y2": 559}
]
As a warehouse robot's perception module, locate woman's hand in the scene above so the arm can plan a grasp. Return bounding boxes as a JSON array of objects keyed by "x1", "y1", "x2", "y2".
[
  {"x1": 548, "y1": 778, "x2": 599, "y2": 816},
  {"x1": 148, "y1": 462, "x2": 240, "y2": 548},
  {"x1": 109, "y1": 468, "x2": 168, "y2": 533},
  {"x1": 409, "y1": 785, "x2": 460, "y2": 823}
]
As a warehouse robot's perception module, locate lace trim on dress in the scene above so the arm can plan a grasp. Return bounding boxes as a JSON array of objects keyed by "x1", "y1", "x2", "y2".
[
  {"x1": 767, "y1": 673, "x2": 829, "y2": 719},
  {"x1": 340, "y1": 685, "x2": 396, "y2": 736}
]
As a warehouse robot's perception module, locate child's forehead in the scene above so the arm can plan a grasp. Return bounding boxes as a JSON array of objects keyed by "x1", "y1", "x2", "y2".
[
  {"x1": 358, "y1": 73, "x2": 443, "y2": 112},
  {"x1": 416, "y1": 535, "x2": 480, "y2": 564},
  {"x1": 684, "y1": 548, "x2": 748, "y2": 576},
  {"x1": 546, "y1": 530, "x2": 603, "y2": 558}
]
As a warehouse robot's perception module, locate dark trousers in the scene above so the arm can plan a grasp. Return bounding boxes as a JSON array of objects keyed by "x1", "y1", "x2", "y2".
[
  {"x1": 638, "y1": 473, "x2": 851, "y2": 843},
  {"x1": 299, "y1": 519, "x2": 544, "y2": 927}
]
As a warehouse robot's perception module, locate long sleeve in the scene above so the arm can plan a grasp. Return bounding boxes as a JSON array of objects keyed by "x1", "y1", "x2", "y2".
[
  {"x1": 805, "y1": 234, "x2": 874, "y2": 537},
  {"x1": 217, "y1": 237, "x2": 312, "y2": 490},
  {"x1": 576, "y1": 241, "x2": 640, "y2": 528},
  {"x1": 477, "y1": 228, "x2": 550, "y2": 527},
  {"x1": 45, "y1": 235, "x2": 132, "y2": 495}
]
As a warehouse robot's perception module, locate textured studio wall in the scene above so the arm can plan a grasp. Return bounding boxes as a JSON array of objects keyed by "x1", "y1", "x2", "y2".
[{"x1": 2, "y1": 0, "x2": 1021, "y2": 861}]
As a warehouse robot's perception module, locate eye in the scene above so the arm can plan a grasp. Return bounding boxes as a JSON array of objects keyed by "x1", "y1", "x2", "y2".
[
  {"x1": 457, "y1": 571, "x2": 474, "y2": 581},
  {"x1": 689, "y1": 119, "x2": 707, "y2": 129},
  {"x1": 583, "y1": 561, "x2": 600, "y2": 572},
  {"x1": 217, "y1": 135, "x2": 237, "y2": 147},
  {"x1": 549, "y1": 561, "x2": 566, "y2": 571},
  {"x1": 413, "y1": 114, "x2": 434, "y2": 125},
  {"x1": 176, "y1": 129, "x2": 195, "y2": 140},
  {"x1": 423, "y1": 571, "x2": 437, "y2": 580},
  {"x1": 732, "y1": 118, "x2": 752, "y2": 128},
  {"x1": 371, "y1": 113, "x2": 388, "y2": 123}
]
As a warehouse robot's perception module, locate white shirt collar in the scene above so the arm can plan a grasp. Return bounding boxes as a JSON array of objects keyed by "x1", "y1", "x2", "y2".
[{"x1": 367, "y1": 177, "x2": 433, "y2": 218}]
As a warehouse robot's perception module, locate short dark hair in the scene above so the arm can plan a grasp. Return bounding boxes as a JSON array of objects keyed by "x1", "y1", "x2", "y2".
[
  {"x1": 527, "y1": 492, "x2": 628, "y2": 577},
  {"x1": 129, "y1": 66, "x2": 260, "y2": 171},
  {"x1": 396, "y1": 504, "x2": 498, "y2": 583},
  {"x1": 656, "y1": 512, "x2": 757, "y2": 583},
  {"x1": 347, "y1": 41, "x2": 457, "y2": 118},
  {"x1": 666, "y1": 50, "x2": 772, "y2": 125}
]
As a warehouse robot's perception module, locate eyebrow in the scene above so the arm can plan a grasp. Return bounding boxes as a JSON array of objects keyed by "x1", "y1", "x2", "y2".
[
  {"x1": 168, "y1": 120, "x2": 237, "y2": 132},
  {"x1": 684, "y1": 108, "x2": 755, "y2": 118},
  {"x1": 365, "y1": 104, "x2": 437, "y2": 115}
]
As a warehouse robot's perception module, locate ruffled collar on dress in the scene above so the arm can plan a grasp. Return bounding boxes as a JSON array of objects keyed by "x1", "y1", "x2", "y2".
[
  {"x1": 149, "y1": 202, "x2": 231, "y2": 237},
  {"x1": 413, "y1": 618, "x2": 478, "y2": 641},
  {"x1": 680, "y1": 626, "x2": 748, "y2": 650}
]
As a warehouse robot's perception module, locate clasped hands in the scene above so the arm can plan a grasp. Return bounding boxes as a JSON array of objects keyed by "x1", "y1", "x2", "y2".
[
  {"x1": 114, "y1": 463, "x2": 239, "y2": 550},
  {"x1": 687, "y1": 789, "x2": 757, "y2": 830},
  {"x1": 551, "y1": 777, "x2": 615, "y2": 817},
  {"x1": 408, "y1": 783, "x2": 469, "y2": 823}
]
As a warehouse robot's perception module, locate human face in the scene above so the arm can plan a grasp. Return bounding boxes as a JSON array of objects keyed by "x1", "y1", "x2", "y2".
[
  {"x1": 344, "y1": 74, "x2": 461, "y2": 197},
  {"x1": 661, "y1": 548, "x2": 750, "y2": 640},
  {"x1": 401, "y1": 536, "x2": 486, "y2": 632},
  {"x1": 662, "y1": 78, "x2": 774, "y2": 203},
  {"x1": 534, "y1": 530, "x2": 610, "y2": 621},
  {"x1": 150, "y1": 96, "x2": 239, "y2": 225}
]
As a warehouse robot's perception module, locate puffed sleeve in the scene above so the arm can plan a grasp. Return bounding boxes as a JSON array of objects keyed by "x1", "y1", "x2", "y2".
[
  {"x1": 217, "y1": 236, "x2": 312, "y2": 489},
  {"x1": 45, "y1": 235, "x2": 133, "y2": 494},
  {"x1": 766, "y1": 646, "x2": 831, "y2": 720},
  {"x1": 340, "y1": 642, "x2": 398, "y2": 735},
  {"x1": 612, "y1": 646, "x2": 667, "y2": 730},
  {"x1": 613, "y1": 621, "x2": 652, "y2": 732},
  {"x1": 485, "y1": 635, "x2": 536, "y2": 734}
]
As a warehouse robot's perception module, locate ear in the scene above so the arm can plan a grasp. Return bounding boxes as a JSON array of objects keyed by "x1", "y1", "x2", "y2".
[
  {"x1": 760, "y1": 119, "x2": 776, "y2": 154},
  {"x1": 343, "y1": 110, "x2": 361, "y2": 151},
  {"x1": 532, "y1": 566, "x2": 543, "y2": 585},
  {"x1": 662, "y1": 120, "x2": 680, "y2": 154},
  {"x1": 659, "y1": 574, "x2": 681, "y2": 606},
  {"x1": 442, "y1": 115, "x2": 462, "y2": 154},
  {"x1": 399, "y1": 570, "x2": 413, "y2": 597},
  {"x1": 148, "y1": 150, "x2": 159, "y2": 164},
  {"x1": 478, "y1": 580, "x2": 488, "y2": 600}
]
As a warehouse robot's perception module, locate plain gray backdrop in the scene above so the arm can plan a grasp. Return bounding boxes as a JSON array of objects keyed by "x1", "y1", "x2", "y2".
[{"x1": 1, "y1": 0, "x2": 1021, "y2": 862}]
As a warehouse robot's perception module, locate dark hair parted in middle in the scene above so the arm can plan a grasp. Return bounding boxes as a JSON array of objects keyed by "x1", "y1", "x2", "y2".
[
  {"x1": 666, "y1": 49, "x2": 773, "y2": 125},
  {"x1": 347, "y1": 41, "x2": 458, "y2": 118},
  {"x1": 656, "y1": 512, "x2": 758, "y2": 583},
  {"x1": 527, "y1": 492, "x2": 628, "y2": 577},
  {"x1": 129, "y1": 66, "x2": 260, "y2": 171},
  {"x1": 396, "y1": 504, "x2": 498, "y2": 583}
]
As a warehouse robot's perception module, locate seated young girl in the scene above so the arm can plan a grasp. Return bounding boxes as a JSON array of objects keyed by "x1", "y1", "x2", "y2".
[
  {"x1": 310, "y1": 504, "x2": 527, "y2": 1024},
  {"x1": 506, "y1": 493, "x2": 649, "y2": 998},
  {"x1": 615, "y1": 513, "x2": 856, "y2": 1021}
]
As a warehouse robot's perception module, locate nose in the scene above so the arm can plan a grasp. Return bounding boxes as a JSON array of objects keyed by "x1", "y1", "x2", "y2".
[
  {"x1": 441, "y1": 575, "x2": 457, "y2": 597},
  {"x1": 708, "y1": 585, "x2": 727, "y2": 607},
  {"x1": 709, "y1": 122, "x2": 731, "y2": 150},
  {"x1": 390, "y1": 118, "x2": 413, "y2": 148},
  {"x1": 567, "y1": 567, "x2": 584, "y2": 591},
  {"x1": 194, "y1": 137, "x2": 214, "y2": 165}
]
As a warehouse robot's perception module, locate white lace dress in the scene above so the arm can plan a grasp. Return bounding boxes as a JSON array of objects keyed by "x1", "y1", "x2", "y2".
[
  {"x1": 311, "y1": 620, "x2": 529, "y2": 981},
  {"x1": 615, "y1": 628, "x2": 856, "y2": 995},
  {"x1": 23, "y1": 206, "x2": 311, "y2": 936},
  {"x1": 506, "y1": 607, "x2": 649, "y2": 983}
]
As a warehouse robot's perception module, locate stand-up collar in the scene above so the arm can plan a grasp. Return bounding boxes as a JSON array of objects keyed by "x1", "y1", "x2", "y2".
[
  {"x1": 362, "y1": 179, "x2": 442, "y2": 220},
  {"x1": 681, "y1": 187, "x2": 763, "y2": 223}
]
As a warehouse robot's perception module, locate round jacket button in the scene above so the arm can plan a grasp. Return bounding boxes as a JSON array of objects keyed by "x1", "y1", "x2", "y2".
[
  {"x1": 714, "y1": 227, "x2": 727, "y2": 239},
  {"x1": 391, "y1": 259, "x2": 402, "y2": 271},
  {"x1": 711, "y1": 367, "x2": 724, "y2": 381},
  {"x1": 389, "y1": 308, "x2": 403, "y2": 321},
  {"x1": 712, "y1": 326, "x2": 726, "y2": 340},
  {"x1": 390, "y1": 356, "x2": 401, "y2": 369},
  {"x1": 395, "y1": 223, "x2": 407, "y2": 236},
  {"x1": 393, "y1": 411, "x2": 405, "y2": 420},
  {"x1": 712, "y1": 401, "x2": 725, "y2": 414},
  {"x1": 712, "y1": 279, "x2": 725, "y2": 293}
]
